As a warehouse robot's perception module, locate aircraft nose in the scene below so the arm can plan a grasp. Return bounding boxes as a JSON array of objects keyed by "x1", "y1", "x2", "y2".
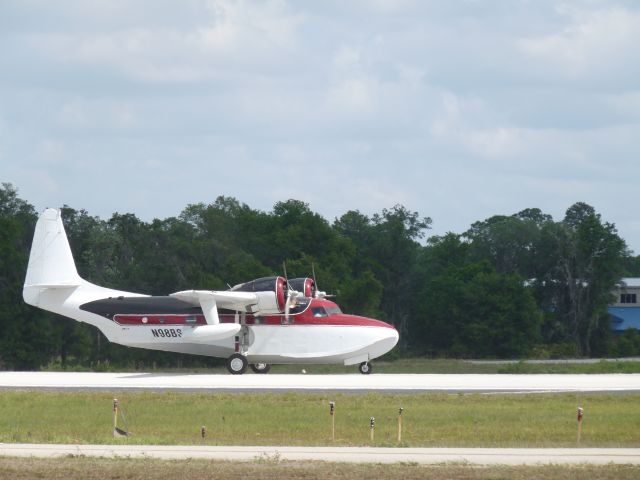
[{"x1": 368, "y1": 323, "x2": 399, "y2": 360}]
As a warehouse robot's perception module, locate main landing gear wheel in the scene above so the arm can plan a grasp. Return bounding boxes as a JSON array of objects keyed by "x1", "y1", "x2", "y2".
[
  {"x1": 250, "y1": 363, "x2": 272, "y2": 374},
  {"x1": 226, "y1": 353, "x2": 248, "y2": 375},
  {"x1": 358, "y1": 361, "x2": 372, "y2": 374}
]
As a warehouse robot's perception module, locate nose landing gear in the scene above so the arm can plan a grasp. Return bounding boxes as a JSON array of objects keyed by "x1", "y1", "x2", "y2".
[
  {"x1": 358, "y1": 361, "x2": 372, "y2": 374},
  {"x1": 250, "y1": 362, "x2": 272, "y2": 374}
]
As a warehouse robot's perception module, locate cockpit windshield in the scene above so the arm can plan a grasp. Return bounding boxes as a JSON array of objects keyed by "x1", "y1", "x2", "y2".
[
  {"x1": 312, "y1": 307, "x2": 328, "y2": 318},
  {"x1": 311, "y1": 305, "x2": 342, "y2": 317}
]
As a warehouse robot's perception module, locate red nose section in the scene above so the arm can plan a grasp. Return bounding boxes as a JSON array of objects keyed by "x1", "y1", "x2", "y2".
[
  {"x1": 339, "y1": 315, "x2": 396, "y2": 329},
  {"x1": 297, "y1": 313, "x2": 396, "y2": 329}
]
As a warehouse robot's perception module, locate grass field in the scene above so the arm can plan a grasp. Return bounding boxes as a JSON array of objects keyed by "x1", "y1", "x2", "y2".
[
  {"x1": 2, "y1": 457, "x2": 640, "y2": 480},
  {"x1": 1, "y1": 391, "x2": 639, "y2": 447},
  {"x1": 497, "y1": 361, "x2": 640, "y2": 374},
  {"x1": 43, "y1": 357, "x2": 640, "y2": 374}
]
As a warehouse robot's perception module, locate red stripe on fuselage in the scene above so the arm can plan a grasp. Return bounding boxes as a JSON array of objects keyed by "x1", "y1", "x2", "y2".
[
  {"x1": 114, "y1": 314, "x2": 208, "y2": 326},
  {"x1": 112, "y1": 299, "x2": 395, "y2": 330}
]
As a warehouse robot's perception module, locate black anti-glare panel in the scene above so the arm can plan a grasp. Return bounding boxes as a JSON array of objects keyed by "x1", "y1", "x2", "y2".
[{"x1": 80, "y1": 296, "x2": 203, "y2": 318}]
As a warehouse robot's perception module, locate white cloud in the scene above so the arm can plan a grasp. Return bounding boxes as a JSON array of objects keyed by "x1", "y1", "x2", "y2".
[
  {"x1": 14, "y1": 0, "x2": 304, "y2": 84},
  {"x1": 605, "y1": 90, "x2": 640, "y2": 121},
  {"x1": 518, "y1": 7, "x2": 640, "y2": 84},
  {"x1": 57, "y1": 99, "x2": 138, "y2": 131},
  {"x1": 326, "y1": 78, "x2": 375, "y2": 115}
]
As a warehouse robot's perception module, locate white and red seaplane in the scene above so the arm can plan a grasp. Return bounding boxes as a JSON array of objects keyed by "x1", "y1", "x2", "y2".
[{"x1": 23, "y1": 209, "x2": 399, "y2": 374}]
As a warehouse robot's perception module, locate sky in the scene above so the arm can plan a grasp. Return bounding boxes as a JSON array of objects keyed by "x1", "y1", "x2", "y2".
[{"x1": 1, "y1": 0, "x2": 639, "y2": 253}]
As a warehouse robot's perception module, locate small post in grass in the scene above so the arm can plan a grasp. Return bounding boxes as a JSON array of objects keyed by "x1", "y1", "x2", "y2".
[
  {"x1": 112, "y1": 398, "x2": 129, "y2": 437},
  {"x1": 201, "y1": 425, "x2": 206, "y2": 441},
  {"x1": 329, "y1": 401, "x2": 335, "y2": 441},
  {"x1": 113, "y1": 398, "x2": 118, "y2": 436},
  {"x1": 397, "y1": 407, "x2": 404, "y2": 443},
  {"x1": 577, "y1": 407, "x2": 584, "y2": 443},
  {"x1": 369, "y1": 416, "x2": 375, "y2": 443}
]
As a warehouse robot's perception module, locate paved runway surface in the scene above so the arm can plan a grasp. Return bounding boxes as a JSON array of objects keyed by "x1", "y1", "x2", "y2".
[
  {"x1": 0, "y1": 372, "x2": 640, "y2": 393},
  {"x1": 1, "y1": 444, "x2": 639, "y2": 465},
  {"x1": 1, "y1": 371, "x2": 640, "y2": 393}
]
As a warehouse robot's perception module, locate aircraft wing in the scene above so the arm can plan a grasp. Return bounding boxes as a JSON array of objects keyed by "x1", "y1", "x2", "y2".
[{"x1": 170, "y1": 290, "x2": 257, "y2": 312}]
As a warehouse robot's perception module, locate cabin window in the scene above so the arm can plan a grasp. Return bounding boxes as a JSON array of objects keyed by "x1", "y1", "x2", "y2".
[
  {"x1": 326, "y1": 306, "x2": 342, "y2": 315},
  {"x1": 620, "y1": 293, "x2": 637, "y2": 304},
  {"x1": 312, "y1": 307, "x2": 328, "y2": 318}
]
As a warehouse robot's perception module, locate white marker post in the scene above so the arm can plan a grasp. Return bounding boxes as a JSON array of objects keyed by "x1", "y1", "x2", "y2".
[
  {"x1": 329, "y1": 401, "x2": 335, "y2": 441},
  {"x1": 577, "y1": 407, "x2": 584, "y2": 443},
  {"x1": 397, "y1": 407, "x2": 404, "y2": 443}
]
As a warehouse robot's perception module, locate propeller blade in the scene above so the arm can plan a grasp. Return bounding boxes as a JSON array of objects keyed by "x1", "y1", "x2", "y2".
[
  {"x1": 284, "y1": 296, "x2": 291, "y2": 323},
  {"x1": 282, "y1": 261, "x2": 291, "y2": 289},
  {"x1": 284, "y1": 290, "x2": 300, "y2": 324},
  {"x1": 311, "y1": 263, "x2": 322, "y2": 298}
]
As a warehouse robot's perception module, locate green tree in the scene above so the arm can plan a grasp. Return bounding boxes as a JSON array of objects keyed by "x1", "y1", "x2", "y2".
[
  {"x1": 335, "y1": 205, "x2": 432, "y2": 341},
  {"x1": 543, "y1": 203, "x2": 628, "y2": 355},
  {"x1": 416, "y1": 261, "x2": 541, "y2": 357},
  {"x1": 338, "y1": 270, "x2": 384, "y2": 318},
  {"x1": 0, "y1": 184, "x2": 58, "y2": 368},
  {"x1": 464, "y1": 208, "x2": 552, "y2": 277}
]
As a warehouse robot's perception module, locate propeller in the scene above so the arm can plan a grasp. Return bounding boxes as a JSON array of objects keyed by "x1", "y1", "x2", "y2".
[
  {"x1": 311, "y1": 263, "x2": 328, "y2": 299},
  {"x1": 284, "y1": 289, "x2": 300, "y2": 324},
  {"x1": 282, "y1": 261, "x2": 300, "y2": 324}
]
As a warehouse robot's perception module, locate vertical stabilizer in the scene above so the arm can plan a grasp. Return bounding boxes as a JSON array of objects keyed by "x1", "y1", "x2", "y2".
[
  {"x1": 23, "y1": 208, "x2": 81, "y2": 291},
  {"x1": 22, "y1": 208, "x2": 144, "y2": 339}
]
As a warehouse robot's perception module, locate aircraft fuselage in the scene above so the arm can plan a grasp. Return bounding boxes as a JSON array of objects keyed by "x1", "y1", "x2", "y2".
[{"x1": 80, "y1": 295, "x2": 398, "y2": 365}]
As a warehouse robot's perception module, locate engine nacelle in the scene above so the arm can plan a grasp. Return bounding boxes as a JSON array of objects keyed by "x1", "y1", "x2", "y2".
[
  {"x1": 230, "y1": 276, "x2": 287, "y2": 313},
  {"x1": 289, "y1": 277, "x2": 316, "y2": 298}
]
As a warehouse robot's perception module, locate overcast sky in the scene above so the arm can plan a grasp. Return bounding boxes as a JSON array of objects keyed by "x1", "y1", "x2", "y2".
[{"x1": 1, "y1": 0, "x2": 639, "y2": 252}]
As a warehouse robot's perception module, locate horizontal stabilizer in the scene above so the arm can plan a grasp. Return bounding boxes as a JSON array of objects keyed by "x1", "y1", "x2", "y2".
[{"x1": 26, "y1": 283, "x2": 80, "y2": 289}]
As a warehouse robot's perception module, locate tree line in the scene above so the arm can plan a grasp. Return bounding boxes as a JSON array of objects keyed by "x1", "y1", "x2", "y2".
[{"x1": 1, "y1": 182, "x2": 639, "y2": 369}]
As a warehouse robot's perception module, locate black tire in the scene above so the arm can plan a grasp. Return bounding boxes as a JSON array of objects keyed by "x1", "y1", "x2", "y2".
[
  {"x1": 226, "y1": 353, "x2": 248, "y2": 375},
  {"x1": 358, "y1": 361, "x2": 372, "y2": 375},
  {"x1": 250, "y1": 363, "x2": 272, "y2": 374}
]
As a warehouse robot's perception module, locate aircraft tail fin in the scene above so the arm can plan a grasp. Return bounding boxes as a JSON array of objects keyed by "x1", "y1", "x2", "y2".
[{"x1": 23, "y1": 208, "x2": 82, "y2": 300}]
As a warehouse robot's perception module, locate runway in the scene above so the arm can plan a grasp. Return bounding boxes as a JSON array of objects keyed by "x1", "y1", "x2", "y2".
[
  {"x1": 1, "y1": 371, "x2": 640, "y2": 393},
  {"x1": 1, "y1": 443, "x2": 639, "y2": 465}
]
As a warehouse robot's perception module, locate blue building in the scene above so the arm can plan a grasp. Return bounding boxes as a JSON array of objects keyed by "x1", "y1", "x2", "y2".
[{"x1": 608, "y1": 278, "x2": 640, "y2": 332}]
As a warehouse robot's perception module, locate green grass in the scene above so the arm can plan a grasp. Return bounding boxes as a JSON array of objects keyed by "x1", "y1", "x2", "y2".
[
  {"x1": 1, "y1": 457, "x2": 640, "y2": 480},
  {"x1": 264, "y1": 358, "x2": 506, "y2": 374},
  {"x1": 497, "y1": 360, "x2": 640, "y2": 374},
  {"x1": 40, "y1": 357, "x2": 503, "y2": 374},
  {"x1": 1, "y1": 391, "x2": 639, "y2": 447},
  {"x1": 41, "y1": 357, "x2": 640, "y2": 374}
]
